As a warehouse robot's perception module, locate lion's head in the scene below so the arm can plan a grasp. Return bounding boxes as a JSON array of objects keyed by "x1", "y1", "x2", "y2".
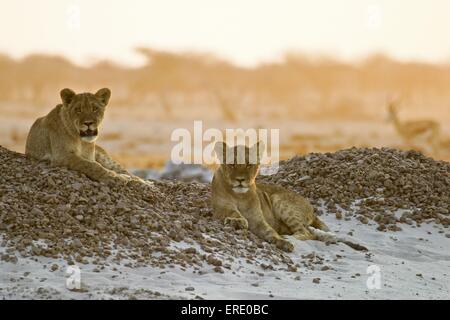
[
  {"x1": 214, "y1": 141, "x2": 264, "y2": 194},
  {"x1": 60, "y1": 88, "x2": 111, "y2": 142}
]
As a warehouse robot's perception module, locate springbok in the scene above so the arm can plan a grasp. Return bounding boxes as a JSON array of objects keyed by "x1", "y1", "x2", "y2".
[{"x1": 387, "y1": 100, "x2": 440, "y2": 154}]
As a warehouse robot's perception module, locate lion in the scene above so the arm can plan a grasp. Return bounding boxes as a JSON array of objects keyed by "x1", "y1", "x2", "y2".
[
  {"x1": 211, "y1": 141, "x2": 367, "y2": 252},
  {"x1": 25, "y1": 88, "x2": 148, "y2": 186}
]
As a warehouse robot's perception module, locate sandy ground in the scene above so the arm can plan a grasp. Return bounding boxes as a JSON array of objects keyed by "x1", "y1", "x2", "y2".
[{"x1": 1, "y1": 203, "x2": 448, "y2": 300}]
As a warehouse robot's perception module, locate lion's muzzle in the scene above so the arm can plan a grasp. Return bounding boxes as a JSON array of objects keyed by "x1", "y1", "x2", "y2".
[
  {"x1": 232, "y1": 178, "x2": 250, "y2": 193},
  {"x1": 80, "y1": 128, "x2": 98, "y2": 136},
  {"x1": 79, "y1": 121, "x2": 99, "y2": 142}
]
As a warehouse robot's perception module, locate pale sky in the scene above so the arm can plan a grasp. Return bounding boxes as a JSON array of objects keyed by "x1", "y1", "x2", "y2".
[{"x1": 1, "y1": 0, "x2": 450, "y2": 66}]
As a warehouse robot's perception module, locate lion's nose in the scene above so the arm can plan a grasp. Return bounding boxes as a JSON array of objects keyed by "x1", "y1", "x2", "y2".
[
  {"x1": 236, "y1": 177, "x2": 245, "y2": 183},
  {"x1": 84, "y1": 120, "x2": 94, "y2": 126}
]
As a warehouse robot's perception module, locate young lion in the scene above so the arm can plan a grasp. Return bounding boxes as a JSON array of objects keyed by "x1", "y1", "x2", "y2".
[
  {"x1": 211, "y1": 141, "x2": 367, "y2": 252},
  {"x1": 25, "y1": 88, "x2": 148, "y2": 186}
]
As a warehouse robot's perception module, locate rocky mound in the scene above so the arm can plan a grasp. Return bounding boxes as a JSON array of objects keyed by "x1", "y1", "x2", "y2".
[
  {"x1": 1, "y1": 146, "x2": 448, "y2": 271},
  {"x1": 259, "y1": 147, "x2": 450, "y2": 232},
  {"x1": 0, "y1": 146, "x2": 294, "y2": 270}
]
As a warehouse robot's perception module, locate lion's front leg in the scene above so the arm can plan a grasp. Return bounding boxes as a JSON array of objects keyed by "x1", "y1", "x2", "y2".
[
  {"x1": 95, "y1": 145, "x2": 153, "y2": 187},
  {"x1": 247, "y1": 208, "x2": 294, "y2": 253},
  {"x1": 53, "y1": 152, "x2": 129, "y2": 185},
  {"x1": 95, "y1": 144, "x2": 129, "y2": 174},
  {"x1": 213, "y1": 202, "x2": 248, "y2": 230}
]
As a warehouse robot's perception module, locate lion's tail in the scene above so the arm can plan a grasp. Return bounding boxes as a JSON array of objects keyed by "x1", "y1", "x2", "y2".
[{"x1": 308, "y1": 226, "x2": 368, "y2": 252}]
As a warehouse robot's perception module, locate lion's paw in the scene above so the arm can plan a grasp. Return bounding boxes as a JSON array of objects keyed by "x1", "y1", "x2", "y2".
[
  {"x1": 275, "y1": 238, "x2": 294, "y2": 253},
  {"x1": 224, "y1": 217, "x2": 248, "y2": 230}
]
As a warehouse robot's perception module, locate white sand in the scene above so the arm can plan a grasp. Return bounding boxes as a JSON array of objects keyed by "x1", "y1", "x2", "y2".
[{"x1": 1, "y1": 205, "x2": 448, "y2": 300}]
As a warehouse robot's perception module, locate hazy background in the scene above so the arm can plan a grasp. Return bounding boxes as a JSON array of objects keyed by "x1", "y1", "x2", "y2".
[{"x1": 1, "y1": 0, "x2": 449, "y2": 167}]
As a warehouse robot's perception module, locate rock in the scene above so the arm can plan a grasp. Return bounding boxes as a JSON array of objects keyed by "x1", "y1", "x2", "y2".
[
  {"x1": 0, "y1": 145, "x2": 448, "y2": 275},
  {"x1": 184, "y1": 247, "x2": 197, "y2": 254},
  {"x1": 259, "y1": 147, "x2": 450, "y2": 231},
  {"x1": 359, "y1": 217, "x2": 369, "y2": 224},
  {"x1": 31, "y1": 245, "x2": 41, "y2": 256},
  {"x1": 213, "y1": 266, "x2": 224, "y2": 273},
  {"x1": 206, "y1": 255, "x2": 222, "y2": 267},
  {"x1": 72, "y1": 183, "x2": 83, "y2": 190},
  {"x1": 31, "y1": 208, "x2": 43, "y2": 215},
  {"x1": 9, "y1": 256, "x2": 18, "y2": 264}
]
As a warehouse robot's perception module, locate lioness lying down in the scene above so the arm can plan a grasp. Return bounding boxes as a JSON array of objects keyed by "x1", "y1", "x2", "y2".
[
  {"x1": 25, "y1": 88, "x2": 148, "y2": 186},
  {"x1": 211, "y1": 141, "x2": 367, "y2": 252}
]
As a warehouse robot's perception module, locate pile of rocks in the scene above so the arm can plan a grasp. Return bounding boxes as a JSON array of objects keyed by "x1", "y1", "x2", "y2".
[
  {"x1": 1, "y1": 146, "x2": 448, "y2": 270},
  {"x1": 260, "y1": 147, "x2": 450, "y2": 232},
  {"x1": 0, "y1": 146, "x2": 295, "y2": 270}
]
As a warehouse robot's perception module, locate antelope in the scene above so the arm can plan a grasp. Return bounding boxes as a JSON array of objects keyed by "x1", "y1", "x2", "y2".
[{"x1": 387, "y1": 100, "x2": 440, "y2": 154}]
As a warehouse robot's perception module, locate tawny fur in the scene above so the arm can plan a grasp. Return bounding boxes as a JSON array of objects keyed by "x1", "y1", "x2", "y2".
[
  {"x1": 25, "y1": 88, "x2": 149, "y2": 186},
  {"x1": 211, "y1": 142, "x2": 367, "y2": 252}
]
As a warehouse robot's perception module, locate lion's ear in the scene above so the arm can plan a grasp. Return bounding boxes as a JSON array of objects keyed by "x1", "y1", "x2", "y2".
[
  {"x1": 250, "y1": 140, "x2": 265, "y2": 163},
  {"x1": 60, "y1": 88, "x2": 76, "y2": 105},
  {"x1": 95, "y1": 88, "x2": 111, "y2": 106},
  {"x1": 214, "y1": 141, "x2": 228, "y2": 164}
]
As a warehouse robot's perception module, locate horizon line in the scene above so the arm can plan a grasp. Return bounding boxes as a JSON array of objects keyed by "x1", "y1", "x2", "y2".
[{"x1": 2, "y1": 47, "x2": 450, "y2": 70}]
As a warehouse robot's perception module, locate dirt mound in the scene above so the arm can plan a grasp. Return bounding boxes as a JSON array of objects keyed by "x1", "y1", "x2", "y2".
[
  {"x1": 1, "y1": 146, "x2": 448, "y2": 271},
  {"x1": 0, "y1": 146, "x2": 294, "y2": 270},
  {"x1": 260, "y1": 147, "x2": 450, "y2": 231}
]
